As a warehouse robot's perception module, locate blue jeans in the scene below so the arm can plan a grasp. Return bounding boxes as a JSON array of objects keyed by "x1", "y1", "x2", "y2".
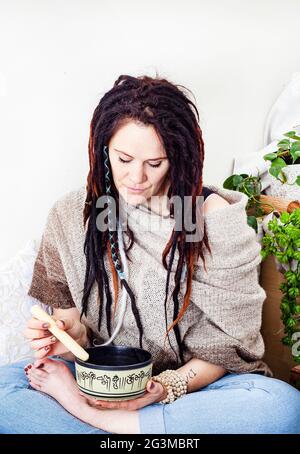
[{"x1": 0, "y1": 357, "x2": 300, "y2": 434}]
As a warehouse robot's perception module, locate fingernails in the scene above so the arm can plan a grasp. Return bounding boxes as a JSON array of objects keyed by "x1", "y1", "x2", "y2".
[
  {"x1": 58, "y1": 320, "x2": 65, "y2": 327},
  {"x1": 42, "y1": 323, "x2": 49, "y2": 328},
  {"x1": 50, "y1": 336, "x2": 56, "y2": 343}
]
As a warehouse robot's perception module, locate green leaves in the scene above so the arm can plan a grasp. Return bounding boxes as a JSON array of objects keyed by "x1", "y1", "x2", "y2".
[
  {"x1": 247, "y1": 215, "x2": 257, "y2": 232},
  {"x1": 232, "y1": 175, "x2": 244, "y2": 187},
  {"x1": 223, "y1": 174, "x2": 249, "y2": 191},
  {"x1": 278, "y1": 139, "x2": 291, "y2": 150},
  {"x1": 222, "y1": 173, "x2": 264, "y2": 232},
  {"x1": 263, "y1": 130, "x2": 300, "y2": 187},
  {"x1": 280, "y1": 212, "x2": 290, "y2": 224},
  {"x1": 286, "y1": 317, "x2": 298, "y2": 328},
  {"x1": 290, "y1": 141, "x2": 300, "y2": 163},
  {"x1": 280, "y1": 302, "x2": 291, "y2": 315},
  {"x1": 268, "y1": 216, "x2": 280, "y2": 233},
  {"x1": 288, "y1": 287, "x2": 300, "y2": 298},
  {"x1": 264, "y1": 152, "x2": 278, "y2": 161},
  {"x1": 261, "y1": 208, "x2": 300, "y2": 363},
  {"x1": 223, "y1": 175, "x2": 236, "y2": 190},
  {"x1": 268, "y1": 157, "x2": 286, "y2": 179},
  {"x1": 282, "y1": 335, "x2": 293, "y2": 346},
  {"x1": 284, "y1": 131, "x2": 300, "y2": 140},
  {"x1": 290, "y1": 209, "x2": 300, "y2": 226}
]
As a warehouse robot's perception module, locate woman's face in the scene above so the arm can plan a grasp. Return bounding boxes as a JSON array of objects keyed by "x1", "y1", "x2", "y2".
[{"x1": 108, "y1": 120, "x2": 170, "y2": 205}]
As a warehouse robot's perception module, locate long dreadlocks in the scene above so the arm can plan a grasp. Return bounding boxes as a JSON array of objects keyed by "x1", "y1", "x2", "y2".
[{"x1": 81, "y1": 74, "x2": 211, "y2": 366}]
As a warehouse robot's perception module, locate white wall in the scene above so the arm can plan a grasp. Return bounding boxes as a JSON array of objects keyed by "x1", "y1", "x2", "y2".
[{"x1": 1, "y1": 0, "x2": 300, "y2": 264}]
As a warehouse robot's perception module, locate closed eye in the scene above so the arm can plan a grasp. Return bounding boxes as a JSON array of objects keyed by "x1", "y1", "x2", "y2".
[
  {"x1": 118, "y1": 157, "x2": 131, "y2": 164},
  {"x1": 118, "y1": 157, "x2": 163, "y2": 168},
  {"x1": 148, "y1": 162, "x2": 162, "y2": 168}
]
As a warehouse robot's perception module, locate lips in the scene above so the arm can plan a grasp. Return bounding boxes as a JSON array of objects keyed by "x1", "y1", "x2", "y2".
[{"x1": 125, "y1": 186, "x2": 147, "y2": 192}]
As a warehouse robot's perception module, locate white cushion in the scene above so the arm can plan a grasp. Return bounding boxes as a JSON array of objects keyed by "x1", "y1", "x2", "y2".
[{"x1": 0, "y1": 239, "x2": 50, "y2": 366}]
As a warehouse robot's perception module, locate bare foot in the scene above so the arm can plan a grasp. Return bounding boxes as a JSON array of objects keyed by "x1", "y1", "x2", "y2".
[
  {"x1": 25, "y1": 358, "x2": 94, "y2": 422},
  {"x1": 25, "y1": 358, "x2": 140, "y2": 434}
]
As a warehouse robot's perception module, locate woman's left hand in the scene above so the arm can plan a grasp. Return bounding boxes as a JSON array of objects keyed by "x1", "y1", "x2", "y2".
[{"x1": 81, "y1": 379, "x2": 167, "y2": 410}]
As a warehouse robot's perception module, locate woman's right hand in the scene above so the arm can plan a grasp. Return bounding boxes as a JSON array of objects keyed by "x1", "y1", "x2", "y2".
[{"x1": 23, "y1": 314, "x2": 88, "y2": 359}]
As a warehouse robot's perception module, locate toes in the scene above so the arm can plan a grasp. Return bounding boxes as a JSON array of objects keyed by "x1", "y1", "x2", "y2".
[
  {"x1": 28, "y1": 367, "x2": 47, "y2": 383},
  {"x1": 23, "y1": 363, "x2": 33, "y2": 375},
  {"x1": 33, "y1": 358, "x2": 49, "y2": 369},
  {"x1": 34, "y1": 346, "x2": 52, "y2": 359},
  {"x1": 36, "y1": 358, "x2": 68, "y2": 374},
  {"x1": 33, "y1": 357, "x2": 55, "y2": 371},
  {"x1": 33, "y1": 358, "x2": 45, "y2": 368},
  {"x1": 28, "y1": 379, "x2": 42, "y2": 391}
]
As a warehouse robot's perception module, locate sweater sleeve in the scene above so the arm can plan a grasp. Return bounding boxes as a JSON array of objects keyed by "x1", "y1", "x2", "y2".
[
  {"x1": 182, "y1": 188, "x2": 273, "y2": 376},
  {"x1": 28, "y1": 202, "x2": 76, "y2": 310}
]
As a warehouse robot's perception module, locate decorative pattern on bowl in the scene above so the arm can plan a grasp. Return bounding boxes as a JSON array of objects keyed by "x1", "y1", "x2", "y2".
[{"x1": 75, "y1": 345, "x2": 152, "y2": 401}]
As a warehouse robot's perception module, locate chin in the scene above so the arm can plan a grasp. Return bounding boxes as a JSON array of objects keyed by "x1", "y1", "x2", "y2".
[
  {"x1": 119, "y1": 189, "x2": 149, "y2": 206},
  {"x1": 124, "y1": 194, "x2": 148, "y2": 206}
]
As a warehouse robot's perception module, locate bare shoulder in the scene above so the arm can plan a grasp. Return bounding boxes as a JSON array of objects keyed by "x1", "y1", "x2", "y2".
[{"x1": 203, "y1": 193, "x2": 230, "y2": 215}]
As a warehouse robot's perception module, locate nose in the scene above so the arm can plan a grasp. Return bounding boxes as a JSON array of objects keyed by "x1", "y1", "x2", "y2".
[{"x1": 129, "y1": 163, "x2": 147, "y2": 186}]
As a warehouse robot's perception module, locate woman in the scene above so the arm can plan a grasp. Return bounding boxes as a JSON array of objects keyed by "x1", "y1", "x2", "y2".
[{"x1": 1, "y1": 74, "x2": 300, "y2": 434}]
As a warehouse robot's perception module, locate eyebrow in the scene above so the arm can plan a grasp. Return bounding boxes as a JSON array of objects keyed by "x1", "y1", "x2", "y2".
[{"x1": 114, "y1": 148, "x2": 168, "y2": 161}]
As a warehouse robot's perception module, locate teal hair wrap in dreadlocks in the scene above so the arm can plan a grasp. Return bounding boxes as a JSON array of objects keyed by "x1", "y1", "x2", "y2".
[{"x1": 103, "y1": 144, "x2": 125, "y2": 280}]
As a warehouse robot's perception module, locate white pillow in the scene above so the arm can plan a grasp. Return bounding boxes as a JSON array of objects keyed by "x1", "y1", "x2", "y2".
[
  {"x1": 0, "y1": 239, "x2": 50, "y2": 366},
  {"x1": 233, "y1": 72, "x2": 300, "y2": 192},
  {"x1": 263, "y1": 72, "x2": 300, "y2": 146}
]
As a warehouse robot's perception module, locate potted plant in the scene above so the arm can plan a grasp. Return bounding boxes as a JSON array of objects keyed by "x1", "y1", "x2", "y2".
[
  {"x1": 223, "y1": 173, "x2": 274, "y2": 235},
  {"x1": 264, "y1": 130, "x2": 300, "y2": 199},
  {"x1": 261, "y1": 209, "x2": 300, "y2": 365}
]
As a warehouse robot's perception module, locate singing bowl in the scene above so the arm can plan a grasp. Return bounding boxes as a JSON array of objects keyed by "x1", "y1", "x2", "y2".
[{"x1": 75, "y1": 345, "x2": 153, "y2": 401}]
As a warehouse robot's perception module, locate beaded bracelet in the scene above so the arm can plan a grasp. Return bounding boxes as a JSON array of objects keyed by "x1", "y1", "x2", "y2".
[{"x1": 152, "y1": 369, "x2": 188, "y2": 404}]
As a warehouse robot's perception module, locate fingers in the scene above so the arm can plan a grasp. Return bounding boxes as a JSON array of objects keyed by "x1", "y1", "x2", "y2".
[
  {"x1": 55, "y1": 318, "x2": 86, "y2": 343},
  {"x1": 27, "y1": 319, "x2": 51, "y2": 330},
  {"x1": 33, "y1": 345, "x2": 52, "y2": 359},
  {"x1": 30, "y1": 334, "x2": 57, "y2": 351},
  {"x1": 23, "y1": 319, "x2": 52, "y2": 348},
  {"x1": 55, "y1": 318, "x2": 74, "y2": 331},
  {"x1": 92, "y1": 382, "x2": 166, "y2": 410},
  {"x1": 23, "y1": 318, "x2": 52, "y2": 341},
  {"x1": 79, "y1": 393, "x2": 102, "y2": 407},
  {"x1": 146, "y1": 380, "x2": 162, "y2": 395},
  {"x1": 25, "y1": 316, "x2": 85, "y2": 359},
  {"x1": 93, "y1": 394, "x2": 155, "y2": 411},
  {"x1": 23, "y1": 327, "x2": 52, "y2": 340}
]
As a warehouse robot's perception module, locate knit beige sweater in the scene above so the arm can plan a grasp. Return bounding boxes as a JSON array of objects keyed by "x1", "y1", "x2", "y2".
[{"x1": 28, "y1": 184, "x2": 273, "y2": 377}]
